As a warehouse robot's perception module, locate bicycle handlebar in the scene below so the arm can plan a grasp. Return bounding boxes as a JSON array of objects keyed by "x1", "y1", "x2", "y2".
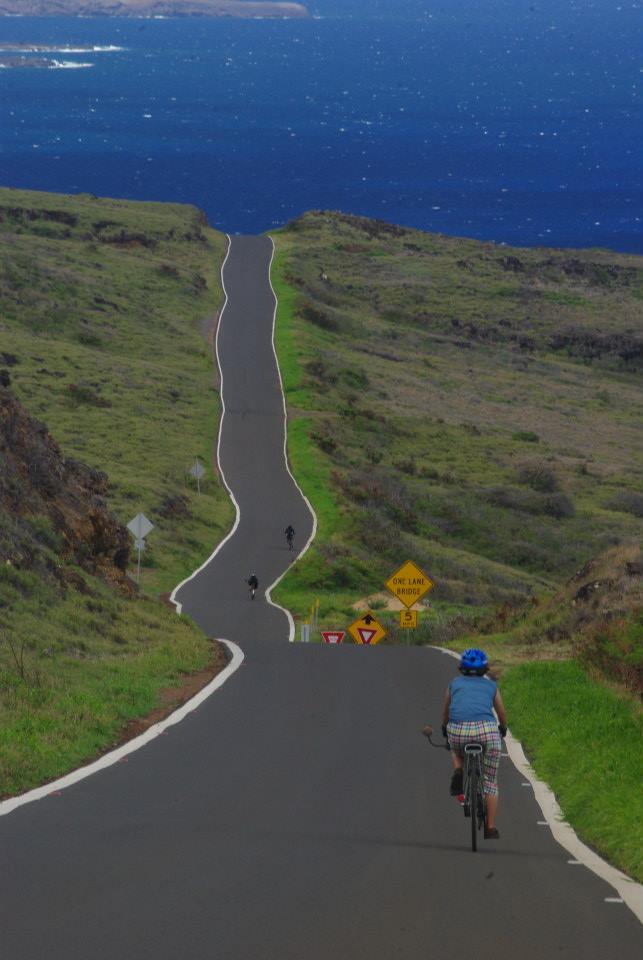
[{"x1": 421, "y1": 726, "x2": 451, "y2": 750}]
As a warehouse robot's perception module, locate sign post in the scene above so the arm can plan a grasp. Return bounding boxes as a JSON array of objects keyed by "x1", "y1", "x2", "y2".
[
  {"x1": 127, "y1": 513, "x2": 154, "y2": 584},
  {"x1": 189, "y1": 458, "x2": 206, "y2": 495}
]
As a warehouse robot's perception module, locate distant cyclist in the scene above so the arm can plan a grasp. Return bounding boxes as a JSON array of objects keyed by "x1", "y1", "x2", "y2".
[
  {"x1": 440, "y1": 648, "x2": 507, "y2": 840},
  {"x1": 247, "y1": 574, "x2": 259, "y2": 600},
  {"x1": 285, "y1": 525, "x2": 296, "y2": 551}
]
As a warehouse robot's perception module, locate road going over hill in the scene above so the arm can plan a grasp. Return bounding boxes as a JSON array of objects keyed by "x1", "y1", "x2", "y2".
[{"x1": 1, "y1": 236, "x2": 641, "y2": 959}]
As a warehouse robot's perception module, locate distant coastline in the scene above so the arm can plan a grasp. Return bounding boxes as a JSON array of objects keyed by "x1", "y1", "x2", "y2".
[{"x1": 0, "y1": 1, "x2": 310, "y2": 18}]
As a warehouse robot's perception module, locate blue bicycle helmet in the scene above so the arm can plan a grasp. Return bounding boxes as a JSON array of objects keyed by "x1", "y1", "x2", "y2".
[{"x1": 459, "y1": 648, "x2": 489, "y2": 674}]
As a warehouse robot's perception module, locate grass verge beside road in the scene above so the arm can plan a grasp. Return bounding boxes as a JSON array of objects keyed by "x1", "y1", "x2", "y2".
[{"x1": 502, "y1": 660, "x2": 643, "y2": 883}]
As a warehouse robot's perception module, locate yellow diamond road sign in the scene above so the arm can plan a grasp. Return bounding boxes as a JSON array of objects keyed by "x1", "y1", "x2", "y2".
[
  {"x1": 348, "y1": 612, "x2": 387, "y2": 646},
  {"x1": 386, "y1": 560, "x2": 434, "y2": 609}
]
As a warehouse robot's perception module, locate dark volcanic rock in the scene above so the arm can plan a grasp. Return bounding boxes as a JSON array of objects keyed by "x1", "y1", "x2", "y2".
[{"x1": 0, "y1": 386, "x2": 132, "y2": 592}]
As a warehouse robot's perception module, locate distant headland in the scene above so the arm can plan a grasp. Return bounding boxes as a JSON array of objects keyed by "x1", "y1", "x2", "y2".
[{"x1": 0, "y1": 0, "x2": 310, "y2": 18}]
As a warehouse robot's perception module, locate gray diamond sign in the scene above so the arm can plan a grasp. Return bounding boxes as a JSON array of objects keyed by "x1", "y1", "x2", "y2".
[{"x1": 127, "y1": 513, "x2": 154, "y2": 541}]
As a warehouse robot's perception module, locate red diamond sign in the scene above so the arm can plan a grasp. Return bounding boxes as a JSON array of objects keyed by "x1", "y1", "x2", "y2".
[{"x1": 321, "y1": 631, "x2": 345, "y2": 645}]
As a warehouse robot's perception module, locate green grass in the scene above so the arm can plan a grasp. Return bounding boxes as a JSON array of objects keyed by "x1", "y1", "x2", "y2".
[
  {"x1": 502, "y1": 661, "x2": 643, "y2": 882},
  {"x1": 0, "y1": 566, "x2": 214, "y2": 796},
  {"x1": 270, "y1": 212, "x2": 643, "y2": 631},
  {"x1": 0, "y1": 187, "x2": 232, "y2": 796},
  {"x1": 0, "y1": 187, "x2": 234, "y2": 597}
]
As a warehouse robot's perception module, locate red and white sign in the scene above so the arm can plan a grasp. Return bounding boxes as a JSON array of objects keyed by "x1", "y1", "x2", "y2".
[{"x1": 321, "y1": 631, "x2": 345, "y2": 645}]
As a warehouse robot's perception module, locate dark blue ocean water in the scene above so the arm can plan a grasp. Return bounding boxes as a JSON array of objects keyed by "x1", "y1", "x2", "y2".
[{"x1": 0, "y1": 1, "x2": 640, "y2": 250}]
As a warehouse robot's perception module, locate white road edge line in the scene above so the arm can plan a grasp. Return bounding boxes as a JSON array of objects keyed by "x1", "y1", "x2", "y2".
[
  {"x1": 0, "y1": 640, "x2": 244, "y2": 818},
  {"x1": 0, "y1": 233, "x2": 315, "y2": 817},
  {"x1": 430, "y1": 645, "x2": 643, "y2": 923},
  {"x1": 169, "y1": 234, "x2": 239, "y2": 616},
  {"x1": 1, "y1": 235, "x2": 249, "y2": 819},
  {"x1": 264, "y1": 235, "x2": 318, "y2": 641}
]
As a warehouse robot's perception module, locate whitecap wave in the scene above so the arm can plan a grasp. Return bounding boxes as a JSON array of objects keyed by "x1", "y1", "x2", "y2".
[
  {"x1": 0, "y1": 44, "x2": 124, "y2": 54},
  {"x1": 49, "y1": 60, "x2": 94, "y2": 70}
]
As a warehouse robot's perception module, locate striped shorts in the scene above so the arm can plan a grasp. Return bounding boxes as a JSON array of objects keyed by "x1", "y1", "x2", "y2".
[{"x1": 447, "y1": 719, "x2": 502, "y2": 797}]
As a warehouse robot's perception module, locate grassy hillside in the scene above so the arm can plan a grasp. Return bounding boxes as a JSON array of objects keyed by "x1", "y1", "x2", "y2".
[
  {"x1": 0, "y1": 187, "x2": 233, "y2": 594},
  {"x1": 0, "y1": 188, "x2": 232, "y2": 796},
  {"x1": 271, "y1": 212, "x2": 643, "y2": 634}
]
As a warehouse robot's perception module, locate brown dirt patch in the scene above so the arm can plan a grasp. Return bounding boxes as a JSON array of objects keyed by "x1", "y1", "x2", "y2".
[
  {"x1": 352, "y1": 591, "x2": 425, "y2": 612},
  {"x1": 115, "y1": 640, "x2": 229, "y2": 745}
]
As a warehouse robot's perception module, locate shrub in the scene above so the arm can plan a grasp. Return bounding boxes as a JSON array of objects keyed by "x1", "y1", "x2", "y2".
[
  {"x1": 77, "y1": 329, "x2": 104, "y2": 348},
  {"x1": 299, "y1": 299, "x2": 339, "y2": 332},
  {"x1": 394, "y1": 458, "x2": 416, "y2": 476},
  {"x1": 67, "y1": 383, "x2": 111, "y2": 407},
  {"x1": 482, "y1": 485, "x2": 574, "y2": 518},
  {"x1": 512, "y1": 431, "x2": 540, "y2": 443},
  {"x1": 604, "y1": 491, "x2": 643, "y2": 519},
  {"x1": 516, "y1": 458, "x2": 558, "y2": 492},
  {"x1": 543, "y1": 493, "x2": 575, "y2": 519},
  {"x1": 311, "y1": 428, "x2": 337, "y2": 454}
]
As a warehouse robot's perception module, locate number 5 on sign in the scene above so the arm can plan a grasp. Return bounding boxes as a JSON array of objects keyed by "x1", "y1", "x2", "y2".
[{"x1": 399, "y1": 610, "x2": 418, "y2": 629}]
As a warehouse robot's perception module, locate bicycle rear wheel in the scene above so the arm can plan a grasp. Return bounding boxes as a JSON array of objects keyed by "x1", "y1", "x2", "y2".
[{"x1": 469, "y1": 759, "x2": 478, "y2": 852}]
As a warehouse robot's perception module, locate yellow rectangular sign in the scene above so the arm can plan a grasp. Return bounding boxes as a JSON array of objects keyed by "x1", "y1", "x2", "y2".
[
  {"x1": 385, "y1": 560, "x2": 434, "y2": 609},
  {"x1": 399, "y1": 610, "x2": 418, "y2": 629}
]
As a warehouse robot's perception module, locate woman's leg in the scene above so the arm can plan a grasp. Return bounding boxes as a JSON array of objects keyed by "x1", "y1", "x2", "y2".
[
  {"x1": 486, "y1": 795, "x2": 498, "y2": 829},
  {"x1": 482, "y1": 729, "x2": 502, "y2": 828}
]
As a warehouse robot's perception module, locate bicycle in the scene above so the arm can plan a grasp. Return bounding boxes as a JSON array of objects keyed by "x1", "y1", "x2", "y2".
[
  {"x1": 247, "y1": 575, "x2": 258, "y2": 600},
  {"x1": 285, "y1": 525, "x2": 295, "y2": 551},
  {"x1": 422, "y1": 726, "x2": 487, "y2": 853}
]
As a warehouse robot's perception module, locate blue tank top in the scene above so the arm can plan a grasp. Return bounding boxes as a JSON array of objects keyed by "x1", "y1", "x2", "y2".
[{"x1": 448, "y1": 675, "x2": 497, "y2": 722}]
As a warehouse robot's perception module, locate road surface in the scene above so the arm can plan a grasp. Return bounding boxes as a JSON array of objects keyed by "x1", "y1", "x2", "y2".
[{"x1": 1, "y1": 236, "x2": 641, "y2": 959}]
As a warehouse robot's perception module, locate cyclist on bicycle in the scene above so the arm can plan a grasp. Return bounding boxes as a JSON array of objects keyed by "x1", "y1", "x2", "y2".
[
  {"x1": 285, "y1": 525, "x2": 295, "y2": 550},
  {"x1": 247, "y1": 574, "x2": 259, "y2": 599},
  {"x1": 441, "y1": 648, "x2": 507, "y2": 840}
]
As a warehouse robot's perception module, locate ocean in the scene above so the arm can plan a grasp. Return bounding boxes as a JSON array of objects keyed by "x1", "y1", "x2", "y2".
[{"x1": 0, "y1": 1, "x2": 640, "y2": 251}]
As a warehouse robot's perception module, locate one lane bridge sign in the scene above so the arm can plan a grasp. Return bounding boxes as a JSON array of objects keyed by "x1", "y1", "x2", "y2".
[
  {"x1": 385, "y1": 560, "x2": 434, "y2": 609},
  {"x1": 348, "y1": 613, "x2": 387, "y2": 646}
]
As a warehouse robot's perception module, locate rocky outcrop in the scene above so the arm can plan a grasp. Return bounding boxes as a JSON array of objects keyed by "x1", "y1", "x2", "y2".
[
  {"x1": 0, "y1": 1, "x2": 310, "y2": 18},
  {"x1": 0, "y1": 386, "x2": 132, "y2": 593}
]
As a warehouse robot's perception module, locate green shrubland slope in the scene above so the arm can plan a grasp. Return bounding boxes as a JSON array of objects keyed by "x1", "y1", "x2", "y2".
[
  {"x1": 0, "y1": 188, "x2": 232, "y2": 795},
  {"x1": 272, "y1": 211, "x2": 643, "y2": 634}
]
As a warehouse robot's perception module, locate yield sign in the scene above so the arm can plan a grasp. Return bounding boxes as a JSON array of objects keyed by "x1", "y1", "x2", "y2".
[
  {"x1": 321, "y1": 631, "x2": 345, "y2": 645},
  {"x1": 348, "y1": 613, "x2": 387, "y2": 646}
]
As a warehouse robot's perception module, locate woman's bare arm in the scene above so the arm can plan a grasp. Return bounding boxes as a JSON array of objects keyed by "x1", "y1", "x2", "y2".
[
  {"x1": 493, "y1": 689, "x2": 507, "y2": 727},
  {"x1": 442, "y1": 689, "x2": 451, "y2": 727}
]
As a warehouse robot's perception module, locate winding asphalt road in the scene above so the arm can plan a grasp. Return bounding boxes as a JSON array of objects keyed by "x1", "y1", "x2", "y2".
[{"x1": 1, "y1": 236, "x2": 641, "y2": 959}]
